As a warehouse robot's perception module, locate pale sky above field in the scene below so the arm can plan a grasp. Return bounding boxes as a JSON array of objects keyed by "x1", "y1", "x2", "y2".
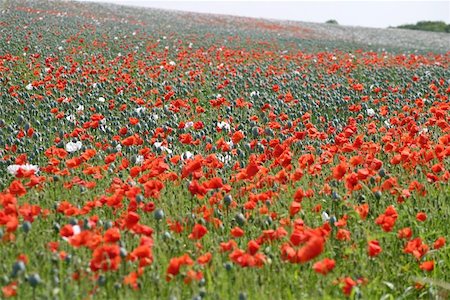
[{"x1": 77, "y1": 0, "x2": 450, "y2": 28}]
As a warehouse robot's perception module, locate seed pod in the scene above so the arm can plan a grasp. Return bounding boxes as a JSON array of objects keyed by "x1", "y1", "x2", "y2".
[{"x1": 154, "y1": 208, "x2": 164, "y2": 220}]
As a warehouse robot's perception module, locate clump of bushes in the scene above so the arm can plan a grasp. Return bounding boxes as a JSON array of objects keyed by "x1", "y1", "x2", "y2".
[
  {"x1": 396, "y1": 21, "x2": 450, "y2": 33},
  {"x1": 325, "y1": 19, "x2": 339, "y2": 25}
]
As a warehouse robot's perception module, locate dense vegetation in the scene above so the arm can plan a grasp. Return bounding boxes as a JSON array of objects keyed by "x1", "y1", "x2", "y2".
[
  {"x1": 0, "y1": 1, "x2": 449, "y2": 299},
  {"x1": 396, "y1": 21, "x2": 450, "y2": 33}
]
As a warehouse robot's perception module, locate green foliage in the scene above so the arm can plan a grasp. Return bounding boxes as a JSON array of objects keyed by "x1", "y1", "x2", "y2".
[
  {"x1": 397, "y1": 21, "x2": 450, "y2": 33},
  {"x1": 325, "y1": 20, "x2": 339, "y2": 25}
]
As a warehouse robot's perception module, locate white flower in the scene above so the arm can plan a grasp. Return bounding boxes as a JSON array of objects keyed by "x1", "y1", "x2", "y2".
[
  {"x1": 115, "y1": 144, "x2": 122, "y2": 152},
  {"x1": 184, "y1": 121, "x2": 194, "y2": 129},
  {"x1": 321, "y1": 211, "x2": 330, "y2": 222},
  {"x1": 217, "y1": 121, "x2": 231, "y2": 131},
  {"x1": 7, "y1": 164, "x2": 39, "y2": 176},
  {"x1": 97, "y1": 96, "x2": 105, "y2": 103},
  {"x1": 188, "y1": 42, "x2": 193, "y2": 48},
  {"x1": 135, "y1": 107, "x2": 146, "y2": 114},
  {"x1": 62, "y1": 225, "x2": 81, "y2": 241},
  {"x1": 226, "y1": 141, "x2": 234, "y2": 148},
  {"x1": 250, "y1": 91, "x2": 259, "y2": 97},
  {"x1": 217, "y1": 153, "x2": 232, "y2": 164},
  {"x1": 153, "y1": 142, "x2": 172, "y2": 154},
  {"x1": 77, "y1": 105, "x2": 84, "y2": 111},
  {"x1": 58, "y1": 46, "x2": 63, "y2": 51},
  {"x1": 66, "y1": 114, "x2": 76, "y2": 123},
  {"x1": 366, "y1": 108, "x2": 375, "y2": 117},
  {"x1": 419, "y1": 127, "x2": 428, "y2": 134},
  {"x1": 181, "y1": 151, "x2": 194, "y2": 161},
  {"x1": 25, "y1": 83, "x2": 33, "y2": 91},
  {"x1": 169, "y1": 61, "x2": 176, "y2": 66},
  {"x1": 65, "y1": 141, "x2": 82, "y2": 153},
  {"x1": 152, "y1": 114, "x2": 159, "y2": 121},
  {"x1": 161, "y1": 146, "x2": 172, "y2": 154},
  {"x1": 135, "y1": 155, "x2": 144, "y2": 165}
]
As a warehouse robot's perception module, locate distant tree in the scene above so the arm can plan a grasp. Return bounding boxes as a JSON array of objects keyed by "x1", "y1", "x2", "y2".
[
  {"x1": 325, "y1": 20, "x2": 339, "y2": 25},
  {"x1": 397, "y1": 21, "x2": 449, "y2": 33}
]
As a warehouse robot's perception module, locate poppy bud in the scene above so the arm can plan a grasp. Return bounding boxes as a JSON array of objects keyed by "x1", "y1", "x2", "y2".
[
  {"x1": 28, "y1": 273, "x2": 41, "y2": 288},
  {"x1": 22, "y1": 221, "x2": 32, "y2": 234},
  {"x1": 154, "y1": 209, "x2": 165, "y2": 220},
  {"x1": 120, "y1": 247, "x2": 127, "y2": 258},
  {"x1": 235, "y1": 213, "x2": 246, "y2": 226},
  {"x1": 239, "y1": 292, "x2": 247, "y2": 300},
  {"x1": 332, "y1": 191, "x2": 341, "y2": 201},
  {"x1": 136, "y1": 194, "x2": 144, "y2": 203},
  {"x1": 224, "y1": 194, "x2": 232, "y2": 206},
  {"x1": 224, "y1": 262, "x2": 233, "y2": 271},
  {"x1": 11, "y1": 261, "x2": 26, "y2": 277},
  {"x1": 374, "y1": 191, "x2": 382, "y2": 200},
  {"x1": 329, "y1": 216, "x2": 337, "y2": 226},
  {"x1": 97, "y1": 275, "x2": 106, "y2": 286}
]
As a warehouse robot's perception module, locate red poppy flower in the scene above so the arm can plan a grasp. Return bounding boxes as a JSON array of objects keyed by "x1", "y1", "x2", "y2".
[
  {"x1": 312, "y1": 258, "x2": 336, "y2": 275},
  {"x1": 189, "y1": 224, "x2": 208, "y2": 240},
  {"x1": 419, "y1": 260, "x2": 434, "y2": 272},
  {"x1": 368, "y1": 240, "x2": 382, "y2": 257}
]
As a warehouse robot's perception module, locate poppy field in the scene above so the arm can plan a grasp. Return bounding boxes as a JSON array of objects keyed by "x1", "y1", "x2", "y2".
[{"x1": 0, "y1": 1, "x2": 449, "y2": 299}]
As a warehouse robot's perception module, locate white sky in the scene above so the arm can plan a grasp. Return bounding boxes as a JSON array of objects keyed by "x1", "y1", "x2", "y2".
[{"x1": 77, "y1": 1, "x2": 450, "y2": 28}]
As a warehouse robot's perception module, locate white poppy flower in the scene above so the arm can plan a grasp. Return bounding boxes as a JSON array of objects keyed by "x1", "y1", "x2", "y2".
[
  {"x1": 322, "y1": 211, "x2": 330, "y2": 222},
  {"x1": 217, "y1": 153, "x2": 232, "y2": 164},
  {"x1": 419, "y1": 127, "x2": 428, "y2": 134},
  {"x1": 217, "y1": 121, "x2": 231, "y2": 131},
  {"x1": 62, "y1": 225, "x2": 81, "y2": 241},
  {"x1": 153, "y1": 142, "x2": 172, "y2": 154},
  {"x1": 181, "y1": 151, "x2": 194, "y2": 161},
  {"x1": 135, "y1": 107, "x2": 146, "y2": 114},
  {"x1": 135, "y1": 155, "x2": 144, "y2": 165},
  {"x1": 98, "y1": 97, "x2": 105, "y2": 103},
  {"x1": 65, "y1": 141, "x2": 82, "y2": 153},
  {"x1": 7, "y1": 164, "x2": 39, "y2": 176},
  {"x1": 66, "y1": 114, "x2": 76, "y2": 123},
  {"x1": 25, "y1": 83, "x2": 33, "y2": 91},
  {"x1": 366, "y1": 108, "x2": 375, "y2": 117}
]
